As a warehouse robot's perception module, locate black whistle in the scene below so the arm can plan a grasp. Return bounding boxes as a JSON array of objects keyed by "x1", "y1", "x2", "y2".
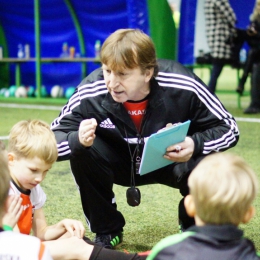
[{"x1": 126, "y1": 187, "x2": 141, "y2": 207}]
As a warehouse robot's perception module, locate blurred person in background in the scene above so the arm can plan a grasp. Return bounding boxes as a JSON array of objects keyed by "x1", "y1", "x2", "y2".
[{"x1": 204, "y1": 0, "x2": 237, "y2": 93}]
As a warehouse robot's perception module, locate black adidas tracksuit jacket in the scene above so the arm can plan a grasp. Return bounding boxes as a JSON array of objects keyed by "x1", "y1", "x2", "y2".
[
  {"x1": 147, "y1": 225, "x2": 260, "y2": 260},
  {"x1": 50, "y1": 59, "x2": 239, "y2": 234}
]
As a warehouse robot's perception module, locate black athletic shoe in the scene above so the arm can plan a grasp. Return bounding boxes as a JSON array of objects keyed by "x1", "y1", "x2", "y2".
[
  {"x1": 94, "y1": 232, "x2": 123, "y2": 249},
  {"x1": 83, "y1": 236, "x2": 99, "y2": 246}
]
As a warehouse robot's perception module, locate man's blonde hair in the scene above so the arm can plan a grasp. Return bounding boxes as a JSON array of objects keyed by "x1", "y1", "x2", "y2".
[
  {"x1": 100, "y1": 29, "x2": 158, "y2": 76},
  {"x1": 0, "y1": 141, "x2": 10, "y2": 218},
  {"x1": 188, "y1": 153, "x2": 258, "y2": 225},
  {"x1": 8, "y1": 120, "x2": 58, "y2": 164}
]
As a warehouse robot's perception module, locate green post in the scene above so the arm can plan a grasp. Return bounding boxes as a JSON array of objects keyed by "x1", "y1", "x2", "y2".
[
  {"x1": 34, "y1": 0, "x2": 41, "y2": 98},
  {"x1": 147, "y1": 0, "x2": 177, "y2": 60},
  {"x1": 0, "y1": 23, "x2": 10, "y2": 88},
  {"x1": 15, "y1": 63, "x2": 21, "y2": 87},
  {"x1": 64, "y1": 0, "x2": 87, "y2": 77}
]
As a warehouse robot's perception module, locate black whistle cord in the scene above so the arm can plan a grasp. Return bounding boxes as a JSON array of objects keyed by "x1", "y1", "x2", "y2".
[{"x1": 124, "y1": 126, "x2": 138, "y2": 188}]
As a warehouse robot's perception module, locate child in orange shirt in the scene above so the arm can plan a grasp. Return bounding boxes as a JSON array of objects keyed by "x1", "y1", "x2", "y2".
[
  {"x1": 5, "y1": 120, "x2": 145, "y2": 260},
  {"x1": 0, "y1": 140, "x2": 52, "y2": 260}
]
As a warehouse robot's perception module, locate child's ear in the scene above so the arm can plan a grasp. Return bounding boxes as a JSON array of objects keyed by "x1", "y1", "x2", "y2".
[
  {"x1": 184, "y1": 194, "x2": 196, "y2": 217},
  {"x1": 242, "y1": 206, "x2": 255, "y2": 224}
]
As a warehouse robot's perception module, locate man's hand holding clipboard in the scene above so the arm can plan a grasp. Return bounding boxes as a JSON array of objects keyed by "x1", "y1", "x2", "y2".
[
  {"x1": 139, "y1": 120, "x2": 192, "y2": 175},
  {"x1": 164, "y1": 133, "x2": 194, "y2": 163}
]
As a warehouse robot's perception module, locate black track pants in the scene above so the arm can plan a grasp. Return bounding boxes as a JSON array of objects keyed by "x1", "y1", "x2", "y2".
[{"x1": 70, "y1": 146, "x2": 206, "y2": 234}]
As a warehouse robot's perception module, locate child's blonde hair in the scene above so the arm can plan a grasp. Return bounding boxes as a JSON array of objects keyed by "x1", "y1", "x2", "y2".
[
  {"x1": 188, "y1": 153, "x2": 258, "y2": 225},
  {"x1": 8, "y1": 120, "x2": 58, "y2": 164},
  {"x1": 0, "y1": 141, "x2": 10, "y2": 218}
]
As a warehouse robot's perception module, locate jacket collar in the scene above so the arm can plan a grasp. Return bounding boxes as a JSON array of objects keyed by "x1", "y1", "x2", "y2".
[
  {"x1": 101, "y1": 77, "x2": 164, "y2": 119},
  {"x1": 188, "y1": 224, "x2": 243, "y2": 241}
]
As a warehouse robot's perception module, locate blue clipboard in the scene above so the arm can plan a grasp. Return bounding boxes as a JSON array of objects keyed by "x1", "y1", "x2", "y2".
[{"x1": 139, "y1": 120, "x2": 191, "y2": 175}]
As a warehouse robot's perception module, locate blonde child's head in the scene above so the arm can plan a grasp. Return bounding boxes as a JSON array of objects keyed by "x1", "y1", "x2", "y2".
[
  {"x1": 0, "y1": 142, "x2": 10, "y2": 219},
  {"x1": 8, "y1": 120, "x2": 58, "y2": 164},
  {"x1": 187, "y1": 153, "x2": 258, "y2": 226}
]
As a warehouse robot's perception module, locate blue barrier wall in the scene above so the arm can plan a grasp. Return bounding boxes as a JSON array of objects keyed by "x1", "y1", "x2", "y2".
[{"x1": 0, "y1": 0, "x2": 256, "y2": 92}]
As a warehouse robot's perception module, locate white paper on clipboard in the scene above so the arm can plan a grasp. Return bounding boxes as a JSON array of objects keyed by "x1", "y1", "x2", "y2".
[{"x1": 139, "y1": 120, "x2": 191, "y2": 175}]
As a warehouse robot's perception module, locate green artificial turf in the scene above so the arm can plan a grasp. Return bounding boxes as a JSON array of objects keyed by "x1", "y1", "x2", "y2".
[{"x1": 0, "y1": 66, "x2": 260, "y2": 253}]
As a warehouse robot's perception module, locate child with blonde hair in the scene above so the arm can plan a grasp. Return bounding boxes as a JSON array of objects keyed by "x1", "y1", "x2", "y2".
[
  {"x1": 6, "y1": 120, "x2": 95, "y2": 260},
  {"x1": 6, "y1": 120, "x2": 145, "y2": 260},
  {"x1": 148, "y1": 153, "x2": 260, "y2": 260},
  {"x1": 0, "y1": 141, "x2": 53, "y2": 259}
]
